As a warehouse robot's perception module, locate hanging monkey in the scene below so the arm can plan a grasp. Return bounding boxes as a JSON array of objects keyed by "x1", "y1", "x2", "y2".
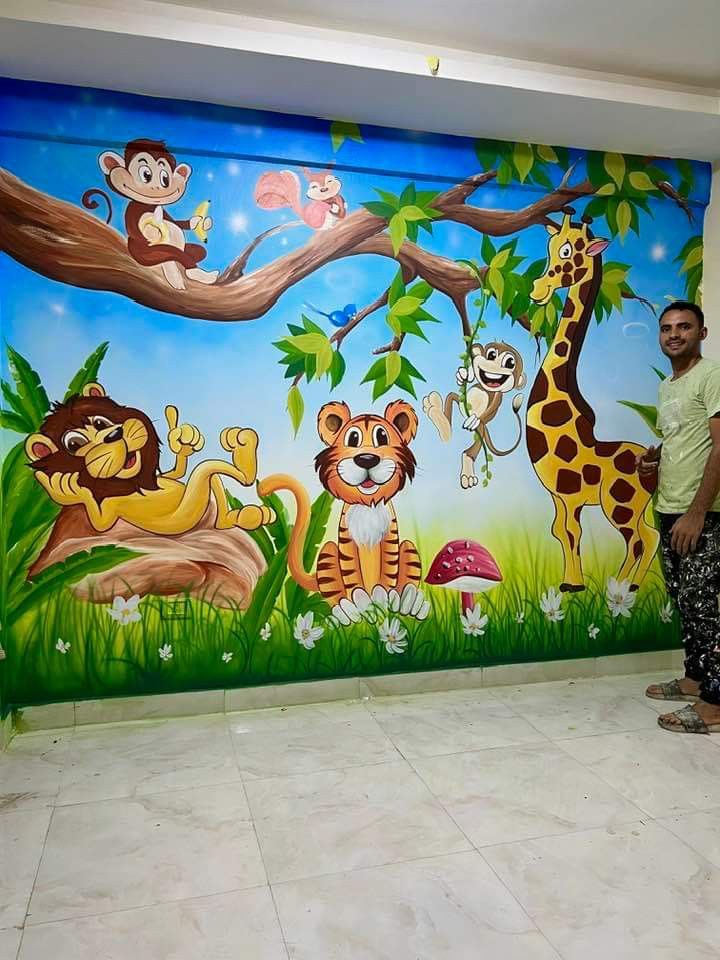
[{"x1": 423, "y1": 341, "x2": 526, "y2": 489}]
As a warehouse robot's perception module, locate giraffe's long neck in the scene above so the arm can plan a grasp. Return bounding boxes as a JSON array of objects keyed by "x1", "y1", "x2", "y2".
[{"x1": 528, "y1": 259, "x2": 601, "y2": 427}]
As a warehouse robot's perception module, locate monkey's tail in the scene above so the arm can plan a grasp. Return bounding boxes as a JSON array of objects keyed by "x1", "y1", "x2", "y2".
[
  {"x1": 81, "y1": 189, "x2": 113, "y2": 224},
  {"x1": 256, "y1": 473, "x2": 318, "y2": 592},
  {"x1": 483, "y1": 394, "x2": 524, "y2": 457}
]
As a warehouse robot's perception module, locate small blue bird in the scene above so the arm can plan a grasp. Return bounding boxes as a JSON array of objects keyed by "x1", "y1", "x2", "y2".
[{"x1": 304, "y1": 302, "x2": 357, "y2": 328}]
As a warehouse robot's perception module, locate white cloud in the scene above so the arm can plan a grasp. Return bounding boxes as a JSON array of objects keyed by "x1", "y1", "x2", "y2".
[
  {"x1": 650, "y1": 242, "x2": 667, "y2": 262},
  {"x1": 227, "y1": 161, "x2": 241, "y2": 177},
  {"x1": 229, "y1": 211, "x2": 249, "y2": 234}
]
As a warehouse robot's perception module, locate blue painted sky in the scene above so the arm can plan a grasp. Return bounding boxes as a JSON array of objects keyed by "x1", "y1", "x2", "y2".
[{"x1": 0, "y1": 78, "x2": 710, "y2": 550}]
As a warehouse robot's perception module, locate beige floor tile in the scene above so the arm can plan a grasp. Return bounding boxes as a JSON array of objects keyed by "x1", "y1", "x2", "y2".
[
  {"x1": 483, "y1": 820, "x2": 720, "y2": 959},
  {"x1": 0, "y1": 928, "x2": 22, "y2": 960},
  {"x1": 559, "y1": 728, "x2": 720, "y2": 817},
  {"x1": 0, "y1": 808, "x2": 51, "y2": 930},
  {"x1": 273, "y1": 851, "x2": 560, "y2": 959},
  {"x1": 0, "y1": 733, "x2": 70, "y2": 814},
  {"x1": 246, "y1": 760, "x2": 470, "y2": 882},
  {"x1": 28, "y1": 784, "x2": 264, "y2": 923},
  {"x1": 58, "y1": 716, "x2": 240, "y2": 804},
  {"x1": 414, "y1": 742, "x2": 644, "y2": 846},
  {"x1": 657, "y1": 806, "x2": 720, "y2": 869},
  {"x1": 18, "y1": 888, "x2": 285, "y2": 960}
]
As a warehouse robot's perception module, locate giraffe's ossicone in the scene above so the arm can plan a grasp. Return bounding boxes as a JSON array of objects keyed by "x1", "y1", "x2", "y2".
[{"x1": 526, "y1": 211, "x2": 659, "y2": 592}]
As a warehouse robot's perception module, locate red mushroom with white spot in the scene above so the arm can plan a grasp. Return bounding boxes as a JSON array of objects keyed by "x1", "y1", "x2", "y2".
[{"x1": 425, "y1": 539, "x2": 502, "y2": 613}]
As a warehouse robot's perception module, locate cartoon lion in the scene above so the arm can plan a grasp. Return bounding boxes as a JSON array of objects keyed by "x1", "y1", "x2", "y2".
[
  {"x1": 259, "y1": 400, "x2": 429, "y2": 625},
  {"x1": 25, "y1": 382, "x2": 274, "y2": 606}
]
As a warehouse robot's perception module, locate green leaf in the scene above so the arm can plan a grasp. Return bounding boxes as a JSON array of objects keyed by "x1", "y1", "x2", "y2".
[
  {"x1": 330, "y1": 120, "x2": 363, "y2": 152},
  {"x1": 372, "y1": 375, "x2": 390, "y2": 401},
  {"x1": 0, "y1": 409, "x2": 33, "y2": 433},
  {"x1": 290, "y1": 332, "x2": 330, "y2": 355},
  {"x1": 497, "y1": 160, "x2": 513, "y2": 186},
  {"x1": 390, "y1": 296, "x2": 423, "y2": 317},
  {"x1": 388, "y1": 269, "x2": 405, "y2": 306},
  {"x1": 617, "y1": 400, "x2": 661, "y2": 438},
  {"x1": 406, "y1": 221, "x2": 418, "y2": 243},
  {"x1": 6, "y1": 344, "x2": 49, "y2": 431},
  {"x1": 399, "y1": 183, "x2": 417, "y2": 206},
  {"x1": 651, "y1": 365, "x2": 667, "y2": 381},
  {"x1": 536, "y1": 144, "x2": 559, "y2": 164},
  {"x1": 316, "y1": 342, "x2": 333, "y2": 378},
  {"x1": 301, "y1": 315, "x2": 325, "y2": 335},
  {"x1": 595, "y1": 182, "x2": 616, "y2": 196},
  {"x1": 529, "y1": 305, "x2": 546, "y2": 336},
  {"x1": 400, "y1": 355, "x2": 426, "y2": 382},
  {"x1": 488, "y1": 267, "x2": 505, "y2": 302},
  {"x1": 602, "y1": 267, "x2": 628, "y2": 285},
  {"x1": 628, "y1": 171, "x2": 656, "y2": 192},
  {"x1": 513, "y1": 142, "x2": 534, "y2": 183},
  {"x1": 11, "y1": 546, "x2": 140, "y2": 625},
  {"x1": 287, "y1": 385, "x2": 304, "y2": 436},
  {"x1": 490, "y1": 248, "x2": 511, "y2": 270},
  {"x1": 374, "y1": 188, "x2": 401, "y2": 210},
  {"x1": 481, "y1": 234, "x2": 496, "y2": 265},
  {"x1": 385, "y1": 351, "x2": 402, "y2": 385},
  {"x1": 680, "y1": 245, "x2": 703, "y2": 274},
  {"x1": 525, "y1": 258, "x2": 547, "y2": 282},
  {"x1": 604, "y1": 152, "x2": 626, "y2": 189},
  {"x1": 361, "y1": 357, "x2": 387, "y2": 384},
  {"x1": 386, "y1": 313, "x2": 402, "y2": 337},
  {"x1": 400, "y1": 204, "x2": 431, "y2": 222},
  {"x1": 530, "y1": 166, "x2": 554, "y2": 190},
  {"x1": 616, "y1": 200, "x2": 632, "y2": 241},
  {"x1": 63, "y1": 342, "x2": 110, "y2": 401},
  {"x1": 242, "y1": 547, "x2": 289, "y2": 640},
  {"x1": 407, "y1": 280, "x2": 433, "y2": 302},
  {"x1": 398, "y1": 317, "x2": 429, "y2": 341},
  {"x1": 388, "y1": 213, "x2": 407, "y2": 255},
  {"x1": 329, "y1": 350, "x2": 346, "y2": 390},
  {"x1": 362, "y1": 201, "x2": 395, "y2": 220},
  {"x1": 1, "y1": 381, "x2": 35, "y2": 432}
]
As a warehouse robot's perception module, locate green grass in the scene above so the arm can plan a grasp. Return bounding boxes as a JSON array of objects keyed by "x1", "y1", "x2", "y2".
[{"x1": 3, "y1": 525, "x2": 679, "y2": 708}]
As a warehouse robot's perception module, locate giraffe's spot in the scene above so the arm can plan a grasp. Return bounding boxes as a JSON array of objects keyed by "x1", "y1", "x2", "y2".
[
  {"x1": 610, "y1": 478, "x2": 635, "y2": 503},
  {"x1": 582, "y1": 463, "x2": 601, "y2": 484},
  {"x1": 562, "y1": 275, "x2": 572, "y2": 287},
  {"x1": 529, "y1": 369, "x2": 549, "y2": 405},
  {"x1": 574, "y1": 238, "x2": 585, "y2": 251},
  {"x1": 541, "y1": 400, "x2": 574, "y2": 427},
  {"x1": 568, "y1": 530, "x2": 575, "y2": 550},
  {"x1": 562, "y1": 262, "x2": 573, "y2": 274},
  {"x1": 574, "y1": 505, "x2": 583, "y2": 523},
  {"x1": 579, "y1": 280, "x2": 593, "y2": 302},
  {"x1": 619, "y1": 526, "x2": 633, "y2": 543},
  {"x1": 555, "y1": 435, "x2": 578, "y2": 462},
  {"x1": 526, "y1": 426, "x2": 549, "y2": 463},
  {"x1": 573, "y1": 253, "x2": 584, "y2": 266},
  {"x1": 576, "y1": 416, "x2": 596, "y2": 446},
  {"x1": 596, "y1": 440, "x2": 622, "y2": 457},
  {"x1": 614, "y1": 449, "x2": 636, "y2": 475},
  {"x1": 555, "y1": 342, "x2": 569, "y2": 357},
  {"x1": 612, "y1": 505, "x2": 634, "y2": 525},
  {"x1": 557, "y1": 469, "x2": 582, "y2": 494},
  {"x1": 640, "y1": 470, "x2": 657, "y2": 494},
  {"x1": 633, "y1": 540, "x2": 643, "y2": 560},
  {"x1": 565, "y1": 321, "x2": 578, "y2": 339},
  {"x1": 552, "y1": 365, "x2": 568, "y2": 391},
  {"x1": 548, "y1": 268, "x2": 555, "y2": 277},
  {"x1": 573, "y1": 268, "x2": 588, "y2": 283}
]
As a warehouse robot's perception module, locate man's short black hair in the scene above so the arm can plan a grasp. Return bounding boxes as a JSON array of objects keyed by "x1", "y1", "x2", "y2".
[{"x1": 659, "y1": 300, "x2": 705, "y2": 327}]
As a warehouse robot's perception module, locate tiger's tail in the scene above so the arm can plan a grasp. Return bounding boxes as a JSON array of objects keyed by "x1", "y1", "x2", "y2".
[{"x1": 257, "y1": 473, "x2": 317, "y2": 592}]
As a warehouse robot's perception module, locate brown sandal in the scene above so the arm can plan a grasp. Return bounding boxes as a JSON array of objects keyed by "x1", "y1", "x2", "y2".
[
  {"x1": 657, "y1": 704, "x2": 720, "y2": 734},
  {"x1": 645, "y1": 679, "x2": 699, "y2": 702}
]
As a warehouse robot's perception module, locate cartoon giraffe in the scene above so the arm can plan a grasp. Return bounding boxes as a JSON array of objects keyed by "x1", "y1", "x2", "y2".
[{"x1": 526, "y1": 209, "x2": 658, "y2": 592}]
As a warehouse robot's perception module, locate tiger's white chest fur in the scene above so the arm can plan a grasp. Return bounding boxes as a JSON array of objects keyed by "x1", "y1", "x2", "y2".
[{"x1": 345, "y1": 503, "x2": 392, "y2": 547}]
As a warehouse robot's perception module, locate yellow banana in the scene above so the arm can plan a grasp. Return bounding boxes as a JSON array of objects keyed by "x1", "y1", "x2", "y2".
[{"x1": 193, "y1": 200, "x2": 211, "y2": 242}]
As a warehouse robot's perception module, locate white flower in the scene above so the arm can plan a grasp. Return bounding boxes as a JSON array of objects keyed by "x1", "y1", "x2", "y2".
[
  {"x1": 659, "y1": 601, "x2": 674, "y2": 624},
  {"x1": 260, "y1": 622, "x2": 272, "y2": 642},
  {"x1": 221, "y1": 652, "x2": 233, "y2": 663},
  {"x1": 460, "y1": 603, "x2": 489, "y2": 637},
  {"x1": 55, "y1": 638, "x2": 70, "y2": 654},
  {"x1": 606, "y1": 578, "x2": 636, "y2": 619},
  {"x1": 107, "y1": 594, "x2": 142, "y2": 626},
  {"x1": 540, "y1": 587, "x2": 565, "y2": 622},
  {"x1": 378, "y1": 617, "x2": 408, "y2": 654},
  {"x1": 294, "y1": 612, "x2": 324, "y2": 650},
  {"x1": 588, "y1": 623, "x2": 600, "y2": 640},
  {"x1": 158, "y1": 644, "x2": 173, "y2": 661},
  {"x1": 515, "y1": 610, "x2": 525, "y2": 624}
]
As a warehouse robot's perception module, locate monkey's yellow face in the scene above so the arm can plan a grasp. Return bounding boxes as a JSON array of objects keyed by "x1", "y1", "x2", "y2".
[
  {"x1": 60, "y1": 416, "x2": 148, "y2": 481},
  {"x1": 472, "y1": 344, "x2": 525, "y2": 393},
  {"x1": 307, "y1": 175, "x2": 341, "y2": 201}
]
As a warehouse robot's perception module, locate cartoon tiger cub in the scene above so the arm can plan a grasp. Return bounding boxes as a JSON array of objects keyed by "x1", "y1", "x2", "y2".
[{"x1": 259, "y1": 400, "x2": 429, "y2": 624}]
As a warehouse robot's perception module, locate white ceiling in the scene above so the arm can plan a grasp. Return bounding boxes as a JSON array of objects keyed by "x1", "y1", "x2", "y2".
[
  {"x1": 1, "y1": 0, "x2": 719, "y2": 161},
  {"x1": 165, "y1": 0, "x2": 720, "y2": 89}
]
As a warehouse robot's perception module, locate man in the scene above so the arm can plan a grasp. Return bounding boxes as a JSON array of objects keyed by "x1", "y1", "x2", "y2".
[{"x1": 637, "y1": 301, "x2": 720, "y2": 733}]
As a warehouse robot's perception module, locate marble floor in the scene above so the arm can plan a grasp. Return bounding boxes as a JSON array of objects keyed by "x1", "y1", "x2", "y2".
[{"x1": 2, "y1": 671, "x2": 720, "y2": 959}]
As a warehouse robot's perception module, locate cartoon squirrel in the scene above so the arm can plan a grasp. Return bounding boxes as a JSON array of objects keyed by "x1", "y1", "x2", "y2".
[{"x1": 254, "y1": 168, "x2": 347, "y2": 230}]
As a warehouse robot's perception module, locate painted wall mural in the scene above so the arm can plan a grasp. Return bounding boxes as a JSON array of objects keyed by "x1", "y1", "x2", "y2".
[{"x1": 0, "y1": 78, "x2": 710, "y2": 708}]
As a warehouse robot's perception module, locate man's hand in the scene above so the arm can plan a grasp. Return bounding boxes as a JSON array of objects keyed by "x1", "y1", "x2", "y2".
[
  {"x1": 670, "y1": 509, "x2": 706, "y2": 556},
  {"x1": 636, "y1": 444, "x2": 661, "y2": 477}
]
